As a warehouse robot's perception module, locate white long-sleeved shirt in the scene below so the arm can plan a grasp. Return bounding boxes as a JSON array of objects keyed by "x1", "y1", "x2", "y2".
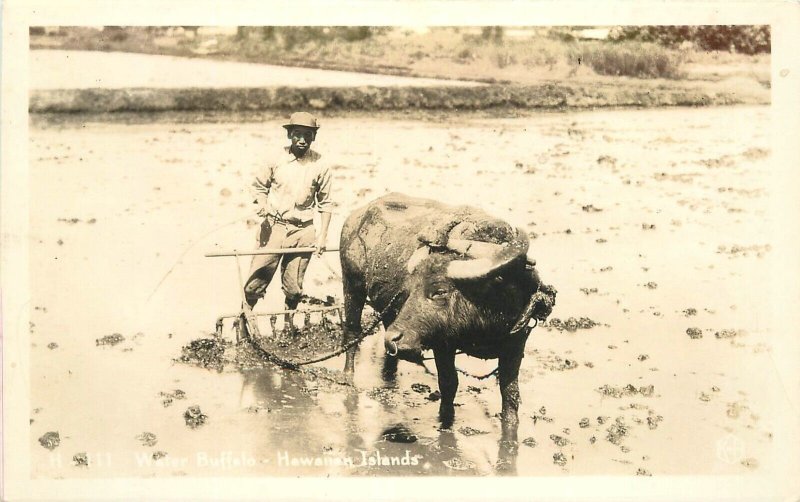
[{"x1": 250, "y1": 147, "x2": 334, "y2": 224}]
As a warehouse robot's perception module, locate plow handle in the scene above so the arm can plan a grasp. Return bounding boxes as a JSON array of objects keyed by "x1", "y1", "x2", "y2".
[{"x1": 205, "y1": 247, "x2": 340, "y2": 257}]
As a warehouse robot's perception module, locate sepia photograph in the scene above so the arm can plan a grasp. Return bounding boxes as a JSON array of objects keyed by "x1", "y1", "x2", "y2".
[{"x1": 3, "y1": 1, "x2": 800, "y2": 501}]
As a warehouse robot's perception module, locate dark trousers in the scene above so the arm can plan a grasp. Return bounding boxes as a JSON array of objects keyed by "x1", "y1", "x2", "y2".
[{"x1": 243, "y1": 219, "x2": 315, "y2": 308}]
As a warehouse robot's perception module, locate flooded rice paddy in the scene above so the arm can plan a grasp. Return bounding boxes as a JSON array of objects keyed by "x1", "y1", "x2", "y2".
[{"x1": 28, "y1": 106, "x2": 785, "y2": 478}]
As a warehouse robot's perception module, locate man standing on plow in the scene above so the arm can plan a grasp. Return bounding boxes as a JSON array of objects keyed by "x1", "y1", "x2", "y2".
[{"x1": 243, "y1": 112, "x2": 334, "y2": 324}]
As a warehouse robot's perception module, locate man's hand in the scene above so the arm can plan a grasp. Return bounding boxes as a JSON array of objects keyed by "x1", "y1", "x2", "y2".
[
  {"x1": 315, "y1": 234, "x2": 327, "y2": 256},
  {"x1": 256, "y1": 206, "x2": 268, "y2": 218},
  {"x1": 316, "y1": 212, "x2": 332, "y2": 257}
]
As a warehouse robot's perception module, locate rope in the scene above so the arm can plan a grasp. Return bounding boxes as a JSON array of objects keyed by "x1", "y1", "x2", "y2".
[{"x1": 148, "y1": 214, "x2": 252, "y2": 301}]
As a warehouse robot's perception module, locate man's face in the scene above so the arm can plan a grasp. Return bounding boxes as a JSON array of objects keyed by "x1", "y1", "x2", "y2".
[{"x1": 288, "y1": 127, "x2": 316, "y2": 156}]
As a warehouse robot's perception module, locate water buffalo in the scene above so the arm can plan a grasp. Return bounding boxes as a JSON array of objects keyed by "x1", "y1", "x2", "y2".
[{"x1": 340, "y1": 193, "x2": 555, "y2": 431}]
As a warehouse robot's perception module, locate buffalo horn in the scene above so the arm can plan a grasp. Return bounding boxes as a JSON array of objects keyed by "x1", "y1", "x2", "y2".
[{"x1": 445, "y1": 227, "x2": 530, "y2": 279}]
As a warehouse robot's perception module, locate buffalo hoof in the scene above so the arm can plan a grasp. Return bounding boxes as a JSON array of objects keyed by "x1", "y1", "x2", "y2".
[{"x1": 438, "y1": 405, "x2": 455, "y2": 429}]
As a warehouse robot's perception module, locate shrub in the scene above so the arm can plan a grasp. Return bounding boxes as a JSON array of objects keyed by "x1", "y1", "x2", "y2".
[
  {"x1": 608, "y1": 25, "x2": 770, "y2": 54},
  {"x1": 233, "y1": 26, "x2": 384, "y2": 50},
  {"x1": 579, "y1": 41, "x2": 685, "y2": 79},
  {"x1": 102, "y1": 26, "x2": 128, "y2": 43}
]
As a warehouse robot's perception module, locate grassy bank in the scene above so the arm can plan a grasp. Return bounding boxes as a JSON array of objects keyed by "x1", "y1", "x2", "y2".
[{"x1": 29, "y1": 81, "x2": 768, "y2": 115}]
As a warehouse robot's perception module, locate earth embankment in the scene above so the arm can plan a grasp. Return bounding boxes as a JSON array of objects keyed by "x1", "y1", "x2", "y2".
[
  {"x1": 30, "y1": 81, "x2": 767, "y2": 114},
  {"x1": 29, "y1": 50, "x2": 769, "y2": 113}
]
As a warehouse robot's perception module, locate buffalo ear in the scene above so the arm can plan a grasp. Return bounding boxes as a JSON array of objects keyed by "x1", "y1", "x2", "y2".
[{"x1": 406, "y1": 246, "x2": 431, "y2": 273}]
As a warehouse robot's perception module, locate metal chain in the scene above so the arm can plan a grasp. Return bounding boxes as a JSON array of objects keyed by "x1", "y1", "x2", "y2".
[
  {"x1": 245, "y1": 289, "x2": 405, "y2": 369},
  {"x1": 245, "y1": 287, "x2": 539, "y2": 381},
  {"x1": 450, "y1": 296, "x2": 539, "y2": 380}
]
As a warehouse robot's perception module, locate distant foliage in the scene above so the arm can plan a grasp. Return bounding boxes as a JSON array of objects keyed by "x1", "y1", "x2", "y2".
[
  {"x1": 481, "y1": 27, "x2": 505, "y2": 42},
  {"x1": 237, "y1": 27, "x2": 386, "y2": 49},
  {"x1": 609, "y1": 26, "x2": 770, "y2": 54},
  {"x1": 579, "y1": 42, "x2": 685, "y2": 79}
]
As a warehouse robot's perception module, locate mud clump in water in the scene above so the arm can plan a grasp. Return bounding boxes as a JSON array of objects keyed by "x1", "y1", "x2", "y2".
[
  {"x1": 299, "y1": 294, "x2": 337, "y2": 307},
  {"x1": 541, "y1": 354, "x2": 579, "y2": 371},
  {"x1": 411, "y1": 383, "x2": 431, "y2": 394},
  {"x1": 550, "y1": 434, "x2": 570, "y2": 447},
  {"x1": 683, "y1": 308, "x2": 697, "y2": 316},
  {"x1": 597, "y1": 155, "x2": 617, "y2": 167},
  {"x1": 443, "y1": 457, "x2": 476, "y2": 471},
  {"x1": 547, "y1": 316, "x2": 598, "y2": 332},
  {"x1": 426, "y1": 390, "x2": 441, "y2": 402},
  {"x1": 715, "y1": 329, "x2": 744, "y2": 339},
  {"x1": 136, "y1": 432, "x2": 158, "y2": 447},
  {"x1": 579, "y1": 418, "x2": 591, "y2": 428},
  {"x1": 96, "y1": 333, "x2": 125, "y2": 347},
  {"x1": 531, "y1": 406, "x2": 553, "y2": 425},
  {"x1": 47, "y1": 342, "x2": 59, "y2": 350},
  {"x1": 606, "y1": 417, "x2": 630, "y2": 445},
  {"x1": 553, "y1": 452, "x2": 568, "y2": 467},
  {"x1": 521, "y1": 437, "x2": 538, "y2": 448},
  {"x1": 368, "y1": 387, "x2": 398, "y2": 406},
  {"x1": 717, "y1": 244, "x2": 771, "y2": 258},
  {"x1": 381, "y1": 424, "x2": 417, "y2": 443},
  {"x1": 459, "y1": 426, "x2": 489, "y2": 437},
  {"x1": 38, "y1": 431, "x2": 60, "y2": 450},
  {"x1": 686, "y1": 327, "x2": 703, "y2": 339},
  {"x1": 726, "y1": 401, "x2": 747, "y2": 419},
  {"x1": 73, "y1": 452, "x2": 89, "y2": 467},
  {"x1": 152, "y1": 451, "x2": 168, "y2": 461},
  {"x1": 178, "y1": 337, "x2": 227, "y2": 371},
  {"x1": 741, "y1": 147, "x2": 769, "y2": 160},
  {"x1": 251, "y1": 312, "x2": 367, "y2": 365},
  {"x1": 184, "y1": 405, "x2": 208, "y2": 429},
  {"x1": 647, "y1": 412, "x2": 664, "y2": 430},
  {"x1": 741, "y1": 457, "x2": 759, "y2": 469},
  {"x1": 160, "y1": 389, "x2": 186, "y2": 407},
  {"x1": 597, "y1": 384, "x2": 655, "y2": 398}
]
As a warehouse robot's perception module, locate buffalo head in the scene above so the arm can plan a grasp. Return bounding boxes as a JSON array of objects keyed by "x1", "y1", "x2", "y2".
[{"x1": 383, "y1": 224, "x2": 538, "y2": 361}]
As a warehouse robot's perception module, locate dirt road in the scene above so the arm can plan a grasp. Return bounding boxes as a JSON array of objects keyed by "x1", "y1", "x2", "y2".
[
  {"x1": 28, "y1": 106, "x2": 787, "y2": 478},
  {"x1": 30, "y1": 50, "x2": 483, "y2": 89}
]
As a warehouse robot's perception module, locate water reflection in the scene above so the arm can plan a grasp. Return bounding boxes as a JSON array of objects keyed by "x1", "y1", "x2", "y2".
[{"x1": 235, "y1": 353, "x2": 519, "y2": 476}]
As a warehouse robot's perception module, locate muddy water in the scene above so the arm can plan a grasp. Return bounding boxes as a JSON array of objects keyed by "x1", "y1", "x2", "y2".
[{"x1": 29, "y1": 106, "x2": 783, "y2": 478}]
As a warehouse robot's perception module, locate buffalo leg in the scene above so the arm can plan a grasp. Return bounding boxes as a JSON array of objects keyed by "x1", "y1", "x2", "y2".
[
  {"x1": 342, "y1": 280, "x2": 366, "y2": 376},
  {"x1": 495, "y1": 339, "x2": 526, "y2": 474},
  {"x1": 433, "y1": 347, "x2": 458, "y2": 428},
  {"x1": 498, "y1": 337, "x2": 527, "y2": 435},
  {"x1": 381, "y1": 346, "x2": 399, "y2": 381}
]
